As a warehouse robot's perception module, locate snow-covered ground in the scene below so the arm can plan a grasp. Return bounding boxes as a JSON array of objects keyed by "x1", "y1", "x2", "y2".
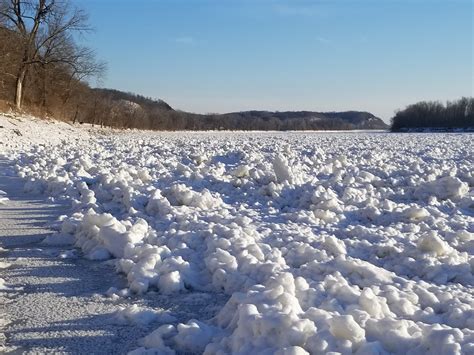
[{"x1": 0, "y1": 113, "x2": 473, "y2": 354}]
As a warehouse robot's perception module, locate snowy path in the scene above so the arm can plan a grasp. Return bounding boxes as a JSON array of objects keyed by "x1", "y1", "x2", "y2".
[{"x1": 0, "y1": 160, "x2": 157, "y2": 354}]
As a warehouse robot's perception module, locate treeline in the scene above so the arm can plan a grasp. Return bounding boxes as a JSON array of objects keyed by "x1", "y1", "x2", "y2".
[
  {"x1": 71, "y1": 93, "x2": 387, "y2": 131},
  {"x1": 391, "y1": 98, "x2": 474, "y2": 132},
  {"x1": 150, "y1": 112, "x2": 358, "y2": 131}
]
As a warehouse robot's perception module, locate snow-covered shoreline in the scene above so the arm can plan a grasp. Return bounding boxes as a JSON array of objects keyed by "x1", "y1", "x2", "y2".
[{"x1": 1, "y1": 114, "x2": 473, "y2": 354}]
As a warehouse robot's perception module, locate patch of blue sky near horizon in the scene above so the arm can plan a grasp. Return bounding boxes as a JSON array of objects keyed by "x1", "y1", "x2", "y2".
[{"x1": 76, "y1": 0, "x2": 472, "y2": 122}]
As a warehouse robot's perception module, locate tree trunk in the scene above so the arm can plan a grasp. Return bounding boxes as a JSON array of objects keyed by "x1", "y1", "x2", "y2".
[
  {"x1": 42, "y1": 65, "x2": 47, "y2": 112},
  {"x1": 72, "y1": 105, "x2": 78, "y2": 124},
  {"x1": 15, "y1": 66, "x2": 27, "y2": 110}
]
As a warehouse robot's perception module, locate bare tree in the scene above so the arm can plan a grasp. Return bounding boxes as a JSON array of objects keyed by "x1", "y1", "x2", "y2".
[{"x1": 0, "y1": 0, "x2": 102, "y2": 109}]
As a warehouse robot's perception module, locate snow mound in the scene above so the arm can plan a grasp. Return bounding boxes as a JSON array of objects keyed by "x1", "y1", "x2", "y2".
[
  {"x1": 112, "y1": 304, "x2": 175, "y2": 325},
  {"x1": 415, "y1": 176, "x2": 469, "y2": 200}
]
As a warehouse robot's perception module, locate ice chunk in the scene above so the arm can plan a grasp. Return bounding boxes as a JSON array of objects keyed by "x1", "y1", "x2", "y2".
[
  {"x1": 415, "y1": 176, "x2": 469, "y2": 200},
  {"x1": 174, "y1": 320, "x2": 220, "y2": 353},
  {"x1": 136, "y1": 324, "x2": 177, "y2": 354},
  {"x1": 273, "y1": 154, "x2": 293, "y2": 183},
  {"x1": 329, "y1": 315, "x2": 365, "y2": 343},
  {"x1": 417, "y1": 231, "x2": 451, "y2": 256},
  {"x1": 146, "y1": 189, "x2": 172, "y2": 216},
  {"x1": 113, "y1": 305, "x2": 157, "y2": 325},
  {"x1": 158, "y1": 271, "x2": 184, "y2": 294},
  {"x1": 275, "y1": 346, "x2": 310, "y2": 355}
]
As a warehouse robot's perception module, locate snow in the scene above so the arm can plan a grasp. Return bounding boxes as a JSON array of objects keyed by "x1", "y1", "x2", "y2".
[
  {"x1": 415, "y1": 176, "x2": 469, "y2": 201},
  {"x1": 1, "y1": 113, "x2": 473, "y2": 354},
  {"x1": 328, "y1": 314, "x2": 365, "y2": 343},
  {"x1": 112, "y1": 304, "x2": 176, "y2": 325},
  {"x1": 0, "y1": 189, "x2": 8, "y2": 205}
]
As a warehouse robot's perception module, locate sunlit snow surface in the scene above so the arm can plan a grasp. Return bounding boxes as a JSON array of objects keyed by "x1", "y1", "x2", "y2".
[{"x1": 1, "y1": 116, "x2": 473, "y2": 354}]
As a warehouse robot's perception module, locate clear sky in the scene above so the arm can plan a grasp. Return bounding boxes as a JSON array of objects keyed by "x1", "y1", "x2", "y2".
[{"x1": 78, "y1": 0, "x2": 473, "y2": 122}]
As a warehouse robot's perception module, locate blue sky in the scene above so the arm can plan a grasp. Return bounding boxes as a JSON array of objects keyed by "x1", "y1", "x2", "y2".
[{"x1": 78, "y1": 0, "x2": 473, "y2": 122}]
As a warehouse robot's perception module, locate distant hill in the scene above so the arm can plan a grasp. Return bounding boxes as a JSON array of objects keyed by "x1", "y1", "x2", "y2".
[
  {"x1": 93, "y1": 88, "x2": 173, "y2": 111},
  {"x1": 88, "y1": 88, "x2": 388, "y2": 131},
  {"x1": 222, "y1": 110, "x2": 388, "y2": 130},
  {"x1": 322, "y1": 111, "x2": 388, "y2": 129}
]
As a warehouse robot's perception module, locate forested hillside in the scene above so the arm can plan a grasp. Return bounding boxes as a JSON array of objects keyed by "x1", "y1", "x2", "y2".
[{"x1": 0, "y1": 0, "x2": 105, "y2": 120}]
